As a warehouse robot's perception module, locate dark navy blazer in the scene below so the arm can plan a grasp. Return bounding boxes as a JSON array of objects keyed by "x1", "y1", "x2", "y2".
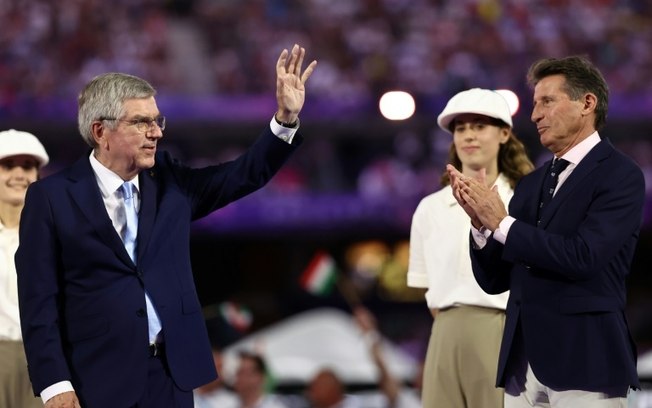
[
  {"x1": 16, "y1": 129, "x2": 301, "y2": 407},
  {"x1": 471, "y1": 138, "x2": 644, "y2": 392}
]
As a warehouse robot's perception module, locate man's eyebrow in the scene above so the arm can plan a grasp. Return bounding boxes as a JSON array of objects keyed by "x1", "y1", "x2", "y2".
[{"x1": 128, "y1": 113, "x2": 160, "y2": 119}]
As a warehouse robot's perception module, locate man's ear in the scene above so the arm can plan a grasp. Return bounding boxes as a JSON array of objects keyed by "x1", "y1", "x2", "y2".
[
  {"x1": 91, "y1": 121, "x2": 106, "y2": 147},
  {"x1": 582, "y1": 92, "x2": 598, "y2": 115}
]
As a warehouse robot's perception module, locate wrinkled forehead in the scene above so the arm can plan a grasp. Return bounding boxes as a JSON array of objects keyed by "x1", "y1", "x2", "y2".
[
  {"x1": 120, "y1": 96, "x2": 160, "y2": 117},
  {"x1": 533, "y1": 74, "x2": 568, "y2": 99}
]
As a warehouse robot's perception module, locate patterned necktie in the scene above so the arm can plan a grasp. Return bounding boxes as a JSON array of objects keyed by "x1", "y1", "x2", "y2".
[
  {"x1": 120, "y1": 181, "x2": 138, "y2": 263},
  {"x1": 537, "y1": 158, "x2": 570, "y2": 224}
]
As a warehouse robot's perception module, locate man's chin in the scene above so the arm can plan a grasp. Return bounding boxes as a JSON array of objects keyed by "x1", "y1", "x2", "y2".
[
  {"x1": 140, "y1": 156, "x2": 156, "y2": 168},
  {"x1": 540, "y1": 136, "x2": 554, "y2": 150}
]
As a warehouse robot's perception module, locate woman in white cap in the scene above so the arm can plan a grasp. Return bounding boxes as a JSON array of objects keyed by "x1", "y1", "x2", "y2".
[
  {"x1": 407, "y1": 89, "x2": 533, "y2": 407},
  {"x1": 0, "y1": 129, "x2": 49, "y2": 408}
]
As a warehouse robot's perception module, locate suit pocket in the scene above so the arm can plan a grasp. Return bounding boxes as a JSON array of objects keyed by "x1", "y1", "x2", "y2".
[
  {"x1": 559, "y1": 296, "x2": 622, "y2": 314},
  {"x1": 181, "y1": 291, "x2": 201, "y2": 315},
  {"x1": 66, "y1": 314, "x2": 110, "y2": 342}
]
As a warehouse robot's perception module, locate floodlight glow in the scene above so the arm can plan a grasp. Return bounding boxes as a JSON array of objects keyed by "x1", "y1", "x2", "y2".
[{"x1": 379, "y1": 91, "x2": 415, "y2": 120}]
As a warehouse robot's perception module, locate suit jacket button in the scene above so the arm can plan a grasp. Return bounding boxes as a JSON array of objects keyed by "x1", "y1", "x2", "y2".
[{"x1": 136, "y1": 308, "x2": 146, "y2": 317}]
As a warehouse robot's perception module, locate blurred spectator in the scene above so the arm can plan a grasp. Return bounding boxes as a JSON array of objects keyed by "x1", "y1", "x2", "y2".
[
  {"x1": 353, "y1": 307, "x2": 421, "y2": 408},
  {"x1": 194, "y1": 347, "x2": 239, "y2": 408},
  {"x1": 305, "y1": 368, "x2": 361, "y2": 408},
  {"x1": 1, "y1": 0, "x2": 651, "y2": 107},
  {"x1": 233, "y1": 351, "x2": 288, "y2": 408},
  {"x1": 2, "y1": 0, "x2": 650, "y2": 211},
  {"x1": 0, "y1": 129, "x2": 49, "y2": 408}
]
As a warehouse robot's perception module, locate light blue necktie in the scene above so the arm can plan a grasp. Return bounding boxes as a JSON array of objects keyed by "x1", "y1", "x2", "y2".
[
  {"x1": 120, "y1": 182, "x2": 138, "y2": 262},
  {"x1": 120, "y1": 182, "x2": 162, "y2": 344}
]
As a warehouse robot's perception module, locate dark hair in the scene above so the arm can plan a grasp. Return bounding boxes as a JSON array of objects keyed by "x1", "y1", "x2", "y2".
[
  {"x1": 440, "y1": 126, "x2": 534, "y2": 189},
  {"x1": 447, "y1": 116, "x2": 507, "y2": 133},
  {"x1": 238, "y1": 350, "x2": 267, "y2": 375},
  {"x1": 527, "y1": 55, "x2": 609, "y2": 130}
]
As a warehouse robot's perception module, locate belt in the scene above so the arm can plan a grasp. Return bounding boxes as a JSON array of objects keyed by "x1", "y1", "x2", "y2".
[{"x1": 148, "y1": 342, "x2": 165, "y2": 358}]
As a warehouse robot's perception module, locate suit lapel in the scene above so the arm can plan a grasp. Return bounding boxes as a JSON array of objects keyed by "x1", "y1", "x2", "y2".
[
  {"x1": 516, "y1": 165, "x2": 549, "y2": 225},
  {"x1": 538, "y1": 139, "x2": 613, "y2": 228},
  {"x1": 67, "y1": 156, "x2": 134, "y2": 267}
]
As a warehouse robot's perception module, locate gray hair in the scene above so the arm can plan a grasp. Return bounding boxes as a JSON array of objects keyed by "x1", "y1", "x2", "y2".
[{"x1": 77, "y1": 73, "x2": 157, "y2": 147}]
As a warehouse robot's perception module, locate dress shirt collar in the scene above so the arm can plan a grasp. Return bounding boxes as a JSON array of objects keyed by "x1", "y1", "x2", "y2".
[
  {"x1": 556, "y1": 131, "x2": 601, "y2": 166},
  {"x1": 88, "y1": 151, "x2": 140, "y2": 197}
]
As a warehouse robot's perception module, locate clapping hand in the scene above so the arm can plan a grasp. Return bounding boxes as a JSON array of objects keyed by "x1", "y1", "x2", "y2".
[{"x1": 447, "y1": 165, "x2": 507, "y2": 231}]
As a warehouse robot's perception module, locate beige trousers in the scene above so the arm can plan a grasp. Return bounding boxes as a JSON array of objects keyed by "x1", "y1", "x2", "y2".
[
  {"x1": 421, "y1": 305, "x2": 505, "y2": 408},
  {"x1": 0, "y1": 340, "x2": 42, "y2": 408}
]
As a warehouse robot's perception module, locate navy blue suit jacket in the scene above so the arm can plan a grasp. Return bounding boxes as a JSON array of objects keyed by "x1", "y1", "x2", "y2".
[
  {"x1": 471, "y1": 138, "x2": 644, "y2": 392},
  {"x1": 16, "y1": 129, "x2": 300, "y2": 407}
]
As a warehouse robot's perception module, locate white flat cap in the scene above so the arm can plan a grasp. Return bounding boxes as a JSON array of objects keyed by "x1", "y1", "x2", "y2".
[
  {"x1": 0, "y1": 129, "x2": 49, "y2": 167},
  {"x1": 437, "y1": 88, "x2": 513, "y2": 134}
]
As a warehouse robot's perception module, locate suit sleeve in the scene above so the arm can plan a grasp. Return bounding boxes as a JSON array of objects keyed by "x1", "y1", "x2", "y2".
[
  {"x1": 502, "y1": 160, "x2": 645, "y2": 281},
  {"x1": 168, "y1": 128, "x2": 302, "y2": 220},
  {"x1": 16, "y1": 182, "x2": 71, "y2": 394},
  {"x1": 470, "y1": 234, "x2": 512, "y2": 294}
]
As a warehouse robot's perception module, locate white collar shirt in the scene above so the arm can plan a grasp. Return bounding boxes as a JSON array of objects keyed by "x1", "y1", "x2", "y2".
[
  {"x1": 554, "y1": 131, "x2": 601, "y2": 194},
  {"x1": 89, "y1": 152, "x2": 141, "y2": 231},
  {"x1": 492, "y1": 132, "x2": 602, "y2": 244}
]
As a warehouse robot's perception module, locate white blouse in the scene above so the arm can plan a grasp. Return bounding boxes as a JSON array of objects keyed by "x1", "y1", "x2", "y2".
[{"x1": 407, "y1": 174, "x2": 512, "y2": 310}]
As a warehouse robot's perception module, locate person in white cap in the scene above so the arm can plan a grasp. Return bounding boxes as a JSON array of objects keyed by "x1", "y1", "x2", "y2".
[
  {"x1": 0, "y1": 129, "x2": 49, "y2": 408},
  {"x1": 407, "y1": 88, "x2": 533, "y2": 407}
]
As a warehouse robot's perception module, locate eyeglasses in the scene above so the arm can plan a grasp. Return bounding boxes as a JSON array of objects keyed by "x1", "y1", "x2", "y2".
[{"x1": 100, "y1": 116, "x2": 166, "y2": 133}]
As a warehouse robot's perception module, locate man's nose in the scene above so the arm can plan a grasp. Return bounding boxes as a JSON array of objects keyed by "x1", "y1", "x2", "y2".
[
  {"x1": 531, "y1": 106, "x2": 542, "y2": 123},
  {"x1": 147, "y1": 127, "x2": 163, "y2": 139}
]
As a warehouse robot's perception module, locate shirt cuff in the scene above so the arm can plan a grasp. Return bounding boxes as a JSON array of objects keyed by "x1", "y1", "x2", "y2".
[
  {"x1": 269, "y1": 116, "x2": 299, "y2": 144},
  {"x1": 470, "y1": 225, "x2": 491, "y2": 249},
  {"x1": 492, "y1": 216, "x2": 516, "y2": 244},
  {"x1": 41, "y1": 381, "x2": 75, "y2": 404}
]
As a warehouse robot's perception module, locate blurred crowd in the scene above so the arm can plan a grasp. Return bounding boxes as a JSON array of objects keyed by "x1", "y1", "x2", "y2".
[
  {"x1": 1, "y1": 0, "x2": 651, "y2": 223},
  {"x1": 1, "y1": 0, "x2": 652, "y2": 107}
]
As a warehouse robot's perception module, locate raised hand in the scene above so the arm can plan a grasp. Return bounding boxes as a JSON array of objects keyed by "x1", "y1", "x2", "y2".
[{"x1": 275, "y1": 44, "x2": 317, "y2": 125}]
